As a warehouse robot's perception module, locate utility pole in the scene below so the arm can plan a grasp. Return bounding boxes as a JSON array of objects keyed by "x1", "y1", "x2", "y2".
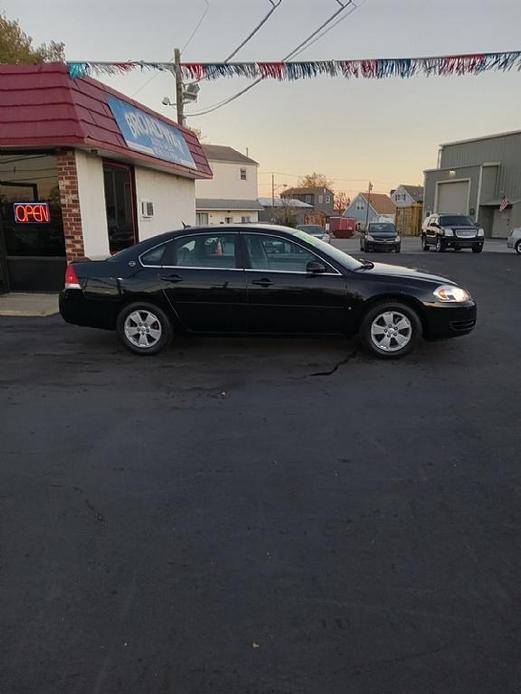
[
  {"x1": 272, "y1": 173, "x2": 275, "y2": 222},
  {"x1": 174, "y1": 48, "x2": 184, "y2": 126},
  {"x1": 365, "y1": 181, "x2": 373, "y2": 231}
]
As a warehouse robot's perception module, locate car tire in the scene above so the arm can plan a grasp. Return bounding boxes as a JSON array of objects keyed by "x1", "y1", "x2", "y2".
[
  {"x1": 421, "y1": 235, "x2": 429, "y2": 251},
  {"x1": 454, "y1": 247, "x2": 461, "y2": 252},
  {"x1": 435, "y1": 236, "x2": 445, "y2": 252},
  {"x1": 514, "y1": 239, "x2": 521, "y2": 255},
  {"x1": 472, "y1": 245, "x2": 483, "y2": 254},
  {"x1": 117, "y1": 302, "x2": 173, "y2": 355},
  {"x1": 359, "y1": 301, "x2": 422, "y2": 359},
  {"x1": 395, "y1": 245, "x2": 401, "y2": 253}
]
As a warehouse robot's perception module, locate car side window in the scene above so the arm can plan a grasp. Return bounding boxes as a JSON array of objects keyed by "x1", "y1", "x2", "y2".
[
  {"x1": 140, "y1": 242, "x2": 170, "y2": 266},
  {"x1": 244, "y1": 234, "x2": 320, "y2": 273},
  {"x1": 164, "y1": 233, "x2": 238, "y2": 269}
]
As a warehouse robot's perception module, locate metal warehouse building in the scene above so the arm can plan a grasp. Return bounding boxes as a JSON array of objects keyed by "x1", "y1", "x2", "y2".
[{"x1": 424, "y1": 130, "x2": 521, "y2": 238}]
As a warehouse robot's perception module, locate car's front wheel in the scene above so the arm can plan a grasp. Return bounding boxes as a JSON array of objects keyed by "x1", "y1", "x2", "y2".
[
  {"x1": 117, "y1": 302, "x2": 173, "y2": 355},
  {"x1": 395, "y1": 244, "x2": 401, "y2": 253},
  {"x1": 421, "y1": 235, "x2": 429, "y2": 251},
  {"x1": 360, "y1": 302, "x2": 422, "y2": 359},
  {"x1": 435, "y1": 236, "x2": 445, "y2": 252},
  {"x1": 514, "y1": 239, "x2": 521, "y2": 255},
  {"x1": 472, "y1": 245, "x2": 483, "y2": 253}
]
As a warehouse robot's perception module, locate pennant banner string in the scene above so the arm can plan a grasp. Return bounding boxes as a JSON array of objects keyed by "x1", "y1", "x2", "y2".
[{"x1": 67, "y1": 51, "x2": 521, "y2": 81}]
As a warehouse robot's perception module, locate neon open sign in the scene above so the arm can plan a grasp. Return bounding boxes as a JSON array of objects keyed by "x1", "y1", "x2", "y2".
[{"x1": 13, "y1": 202, "x2": 51, "y2": 224}]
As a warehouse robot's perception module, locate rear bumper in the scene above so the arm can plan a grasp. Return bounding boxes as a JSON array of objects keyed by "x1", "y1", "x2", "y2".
[
  {"x1": 59, "y1": 289, "x2": 117, "y2": 330},
  {"x1": 422, "y1": 300, "x2": 477, "y2": 338}
]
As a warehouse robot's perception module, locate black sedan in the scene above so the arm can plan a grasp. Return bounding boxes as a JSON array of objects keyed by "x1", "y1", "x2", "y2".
[
  {"x1": 60, "y1": 224, "x2": 476, "y2": 359},
  {"x1": 360, "y1": 222, "x2": 401, "y2": 253}
]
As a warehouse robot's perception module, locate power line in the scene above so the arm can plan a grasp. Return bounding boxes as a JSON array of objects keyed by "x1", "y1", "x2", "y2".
[
  {"x1": 131, "y1": 0, "x2": 211, "y2": 98},
  {"x1": 182, "y1": 0, "x2": 211, "y2": 53},
  {"x1": 186, "y1": 0, "x2": 359, "y2": 117},
  {"x1": 290, "y1": 0, "x2": 367, "y2": 59},
  {"x1": 224, "y1": 0, "x2": 283, "y2": 63}
]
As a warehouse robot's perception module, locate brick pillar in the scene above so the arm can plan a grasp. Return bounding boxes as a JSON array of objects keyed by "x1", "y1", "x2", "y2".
[{"x1": 56, "y1": 149, "x2": 85, "y2": 262}]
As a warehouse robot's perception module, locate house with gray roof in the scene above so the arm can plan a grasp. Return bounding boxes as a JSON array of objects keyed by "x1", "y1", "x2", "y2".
[{"x1": 195, "y1": 145, "x2": 262, "y2": 225}]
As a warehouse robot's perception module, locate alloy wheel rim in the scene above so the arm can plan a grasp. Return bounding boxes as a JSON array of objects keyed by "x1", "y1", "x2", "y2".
[
  {"x1": 370, "y1": 311, "x2": 412, "y2": 352},
  {"x1": 124, "y1": 310, "x2": 162, "y2": 348}
]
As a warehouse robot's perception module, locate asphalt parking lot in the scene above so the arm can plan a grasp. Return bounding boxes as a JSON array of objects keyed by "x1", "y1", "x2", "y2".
[{"x1": 1, "y1": 249, "x2": 520, "y2": 693}]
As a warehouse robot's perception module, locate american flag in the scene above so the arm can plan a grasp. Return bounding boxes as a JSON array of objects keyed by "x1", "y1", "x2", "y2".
[{"x1": 499, "y1": 196, "x2": 509, "y2": 213}]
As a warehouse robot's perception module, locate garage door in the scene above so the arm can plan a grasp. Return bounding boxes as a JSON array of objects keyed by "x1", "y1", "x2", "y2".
[{"x1": 437, "y1": 180, "x2": 469, "y2": 214}]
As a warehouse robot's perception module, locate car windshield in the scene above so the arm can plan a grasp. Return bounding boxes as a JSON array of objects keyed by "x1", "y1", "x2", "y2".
[
  {"x1": 297, "y1": 225, "x2": 324, "y2": 236},
  {"x1": 290, "y1": 228, "x2": 363, "y2": 270},
  {"x1": 368, "y1": 223, "x2": 396, "y2": 235},
  {"x1": 439, "y1": 215, "x2": 475, "y2": 227}
]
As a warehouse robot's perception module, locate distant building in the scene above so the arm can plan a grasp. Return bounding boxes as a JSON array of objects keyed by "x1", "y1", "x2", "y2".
[
  {"x1": 281, "y1": 186, "x2": 334, "y2": 222},
  {"x1": 391, "y1": 185, "x2": 424, "y2": 208},
  {"x1": 424, "y1": 130, "x2": 521, "y2": 238},
  {"x1": 195, "y1": 145, "x2": 262, "y2": 224},
  {"x1": 343, "y1": 193, "x2": 396, "y2": 229},
  {"x1": 258, "y1": 197, "x2": 313, "y2": 226}
]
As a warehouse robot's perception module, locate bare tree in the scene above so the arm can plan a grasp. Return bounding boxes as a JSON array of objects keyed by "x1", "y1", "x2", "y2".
[
  {"x1": 334, "y1": 192, "x2": 350, "y2": 215},
  {"x1": 298, "y1": 172, "x2": 333, "y2": 189}
]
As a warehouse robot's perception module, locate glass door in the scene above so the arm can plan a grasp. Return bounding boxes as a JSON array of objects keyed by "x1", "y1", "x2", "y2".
[{"x1": 103, "y1": 161, "x2": 137, "y2": 254}]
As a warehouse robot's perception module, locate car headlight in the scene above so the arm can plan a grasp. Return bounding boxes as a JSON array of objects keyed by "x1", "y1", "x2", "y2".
[
  {"x1": 395, "y1": 235, "x2": 401, "y2": 242},
  {"x1": 366, "y1": 234, "x2": 374, "y2": 241},
  {"x1": 433, "y1": 285, "x2": 471, "y2": 302},
  {"x1": 441, "y1": 227, "x2": 454, "y2": 237},
  {"x1": 477, "y1": 228, "x2": 485, "y2": 237}
]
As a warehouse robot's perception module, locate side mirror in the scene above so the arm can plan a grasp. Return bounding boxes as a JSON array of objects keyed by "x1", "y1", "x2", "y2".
[{"x1": 306, "y1": 260, "x2": 327, "y2": 274}]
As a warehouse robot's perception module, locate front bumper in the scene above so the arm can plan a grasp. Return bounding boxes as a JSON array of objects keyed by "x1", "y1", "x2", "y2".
[
  {"x1": 366, "y1": 240, "x2": 400, "y2": 251},
  {"x1": 443, "y1": 236, "x2": 482, "y2": 249},
  {"x1": 422, "y1": 300, "x2": 477, "y2": 339},
  {"x1": 506, "y1": 238, "x2": 515, "y2": 248}
]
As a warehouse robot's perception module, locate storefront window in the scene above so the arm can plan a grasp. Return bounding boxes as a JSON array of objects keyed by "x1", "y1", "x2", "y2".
[
  {"x1": 103, "y1": 162, "x2": 137, "y2": 254},
  {"x1": 0, "y1": 153, "x2": 65, "y2": 257}
]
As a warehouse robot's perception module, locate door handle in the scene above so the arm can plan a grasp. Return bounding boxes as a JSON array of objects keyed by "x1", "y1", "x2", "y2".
[
  {"x1": 160, "y1": 273, "x2": 183, "y2": 283},
  {"x1": 251, "y1": 278, "x2": 273, "y2": 287}
]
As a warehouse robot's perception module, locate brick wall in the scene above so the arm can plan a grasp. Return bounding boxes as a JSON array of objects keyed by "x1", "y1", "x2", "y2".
[{"x1": 56, "y1": 149, "x2": 85, "y2": 261}]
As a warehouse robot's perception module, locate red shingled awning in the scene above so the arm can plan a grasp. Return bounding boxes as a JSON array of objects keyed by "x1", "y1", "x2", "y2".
[{"x1": 0, "y1": 62, "x2": 211, "y2": 179}]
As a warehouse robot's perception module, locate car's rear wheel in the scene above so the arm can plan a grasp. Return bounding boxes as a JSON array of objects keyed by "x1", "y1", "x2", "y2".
[
  {"x1": 360, "y1": 302, "x2": 422, "y2": 359},
  {"x1": 421, "y1": 235, "x2": 429, "y2": 251},
  {"x1": 435, "y1": 236, "x2": 445, "y2": 252},
  {"x1": 515, "y1": 239, "x2": 521, "y2": 255},
  {"x1": 472, "y1": 245, "x2": 483, "y2": 253},
  {"x1": 117, "y1": 302, "x2": 173, "y2": 355}
]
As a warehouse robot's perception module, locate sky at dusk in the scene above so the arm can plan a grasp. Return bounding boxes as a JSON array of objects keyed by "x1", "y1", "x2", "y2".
[{"x1": 5, "y1": 0, "x2": 521, "y2": 199}]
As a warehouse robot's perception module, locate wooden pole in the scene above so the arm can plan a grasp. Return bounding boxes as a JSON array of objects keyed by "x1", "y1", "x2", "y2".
[{"x1": 174, "y1": 48, "x2": 184, "y2": 126}]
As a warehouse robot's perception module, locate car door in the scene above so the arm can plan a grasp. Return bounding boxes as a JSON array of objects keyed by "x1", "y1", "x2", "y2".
[
  {"x1": 242, "y1": 232, "x2": 348, "y2": 333},
  {"x1": 154, "y1": 231, "x2": 247, "y2": 332}
]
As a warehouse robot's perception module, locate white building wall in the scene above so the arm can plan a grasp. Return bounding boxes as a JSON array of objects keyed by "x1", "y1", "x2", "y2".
[
  {"x1": 391, "y1": 186, "x2": 415, "y2": 208},
  {"x1": 134, "y1": 167, "x2": 195, "y2": 240},
  {"x1": 74, "y1": 150, "x2": 110, "y2": 259},
  {"x1": 195, "y1": 161, "x2": 258, "y2": 200}
]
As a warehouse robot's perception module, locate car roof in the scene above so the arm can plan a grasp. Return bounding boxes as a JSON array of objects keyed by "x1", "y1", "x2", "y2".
[{"x1": 135, "y1": 223, "x2": 302, "y2": 250}]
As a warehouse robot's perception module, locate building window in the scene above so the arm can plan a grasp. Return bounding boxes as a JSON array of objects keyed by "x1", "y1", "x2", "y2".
[
  {"x1": 241, "y1": 216, "x2": 251, "y2": 223},
  {"x1": 318, "y1": 194, "x2": 323, "y2": 204},
  {"x1": 225, "y1": 216, "x2": 233, "y2": 224},
  {"x1": 356, "y1": 202, "x2": 365, "y2": 211},
  {"x1": 196, "y1": 212, "x2": 209, "y2": 225},
  {"x1": 240, "y1": 168, "x2": 247, "y2": 180},
  {"x1": 305, "y1": 194, "x2": 313, "y2": 204},
  {"x1": 325, "y1": 195, "x2": 331, "y2": 204}
]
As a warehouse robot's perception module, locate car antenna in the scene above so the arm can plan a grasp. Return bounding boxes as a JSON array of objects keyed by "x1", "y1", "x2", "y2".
[{"x1": 182, "y1": 221, "x2": 191, "y2": 229}]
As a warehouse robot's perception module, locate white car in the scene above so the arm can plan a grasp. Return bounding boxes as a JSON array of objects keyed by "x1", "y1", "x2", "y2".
[{"x1": 506, "y1": 227, "x2": 521, "y2": 254}]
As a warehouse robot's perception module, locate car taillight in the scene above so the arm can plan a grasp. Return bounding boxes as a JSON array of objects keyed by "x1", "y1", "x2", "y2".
[{"x1": 64, "y1": 265, "x2": 81, "y2": 289}]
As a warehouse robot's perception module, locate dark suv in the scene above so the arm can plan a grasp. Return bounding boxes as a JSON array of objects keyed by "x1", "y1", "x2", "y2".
[{"x1": 422, "y1": 214, "x2": 484, "y2": 253}]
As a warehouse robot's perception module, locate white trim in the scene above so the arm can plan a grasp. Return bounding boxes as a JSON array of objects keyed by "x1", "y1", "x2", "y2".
[{"x1": 474, "y1": 166, "x2": 483, "y2": 223}]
